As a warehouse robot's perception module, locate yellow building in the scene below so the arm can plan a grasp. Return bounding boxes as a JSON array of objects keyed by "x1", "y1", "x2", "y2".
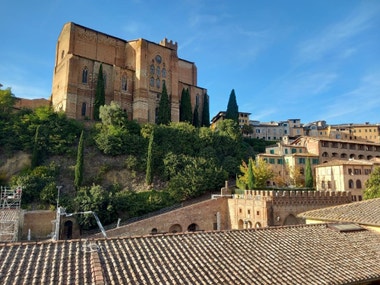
[
  {"x1": 314, "y1": 159, "x2": 379, "y2": 201},
  {"x1": 51, "y1": 22, "x2": 207, "y2": 123}
]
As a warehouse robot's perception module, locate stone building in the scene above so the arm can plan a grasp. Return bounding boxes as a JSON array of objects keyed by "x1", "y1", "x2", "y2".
[{"x1": 51, "y1": 22, "x2": 207, "y2": 123}]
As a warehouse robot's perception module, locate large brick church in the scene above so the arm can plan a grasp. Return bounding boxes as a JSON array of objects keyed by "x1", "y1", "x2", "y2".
[{"x1": 51, "y1": 22, "x2": 208, "y2": 123}]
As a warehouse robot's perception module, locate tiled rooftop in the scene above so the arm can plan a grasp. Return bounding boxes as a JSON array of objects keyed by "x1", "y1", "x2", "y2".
[
  {"x1": 298, "y1": 198, "x2": 380, "y2": 226},
  {"x1": 1, "y1": 223, "x2": 380, "y2": 284}
]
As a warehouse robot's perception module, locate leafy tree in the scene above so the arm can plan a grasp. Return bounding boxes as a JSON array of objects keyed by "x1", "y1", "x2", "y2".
[
  {"x1": 74, "y1": 184, "x2": 116, "y2": 229},
  {"x1": 237, "y1": 157, "x2": 274, "y2": 189},
  {"x1": 164, "y1": 153, "x2": 227, "y2": 201},
  {"x1": 364, "y1": 166, "x2": 380, "y2": 199},
  {"x1": 247, "y1": 158, "x2": 255, "y2": 189},
  {"x1": 10, "y1": 162, "x2": 59, "y2": 205},
  {"x1": 99, "y1": 101, "x2": 128, "y2": 127},
  {"x1": 157, "y1": 81, "x2": 171, "y2": 125},
  {"x1": 74, "y1": 130, "x2": 84, "y2": 189},
  {"x1": 0, "y1": 87, "x2": 16, "y2": 117},
  {"x1": 241, "y1": 124, "x2": 253, "y2": 136},
  {"x1": 225, "y1": 89, "x2": 239, "y2": 123},
  {"x1": 179, "y1": 88, "x2": 192, "y2": 123},
  {"x1": 217, "y1": 119, "x2": 241, "y2": 142},
  {"x1": 192, "y1": 104, "x2": 200, "y2": 127},
  {"x1": 201, "y1": 93, "x2": 210, "y2": 127},
  {"x1": 145, "y1": 130, "x2": 154, "y2": 185},
  {"x1": 94, "y1": 64, "x2": 105, "y2": 120},
  {"x1": 305, "y1": 158, "x2": 313, "y2": 188}
]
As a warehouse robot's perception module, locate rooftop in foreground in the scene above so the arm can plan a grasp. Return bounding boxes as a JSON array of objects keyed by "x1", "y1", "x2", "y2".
[{"x1": 1, "y1": 223, "x2": 380, "y2": 284}]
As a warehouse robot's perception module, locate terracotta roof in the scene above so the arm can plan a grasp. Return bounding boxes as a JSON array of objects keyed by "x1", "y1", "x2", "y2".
[
  {"x1": 1, "y1": 224, "x2": 380, "y2": 284},
  {"x1": 298, "y1": 198, "x2": 380, "y2": 226},
  {"x1": 315, "y1": 159, "x2": 374, "y2": 167}
]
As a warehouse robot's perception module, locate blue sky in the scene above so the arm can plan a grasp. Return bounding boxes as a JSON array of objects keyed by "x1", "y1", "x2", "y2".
[{"x1": 1, "y1": 0, "x2": 379, "y2": 124}]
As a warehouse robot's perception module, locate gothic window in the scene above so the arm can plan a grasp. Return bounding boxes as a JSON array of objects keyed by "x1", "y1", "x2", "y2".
[
  {"x1": 156, "y1": 78, "x2": 160, "y2": 89},
  {"x1": 121, "y1": 76, "x2": 127, "y2": 91},
  {"x1": 156, "y1": 66, "x2": 161, "y2": 77},
  {"x1": 162, "y1": 68, "x2": 167, "y2": 78},
  {"x1": 81, "y1": 102, "x2": 86, "y2": 116},
  {"x1": 150, "y1": 64, "x2": 155, "y2": 75},
  {"x1": 82, "y1": 67, "x2": 88, "y2": 84},
  {"x1": 150, "y1": 77, "x2": 154, "y2": 87}
]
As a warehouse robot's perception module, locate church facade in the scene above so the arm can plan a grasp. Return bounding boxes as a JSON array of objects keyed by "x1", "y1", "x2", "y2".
[{"x1": 51, "y1": 22, "x2": 207, "y2": 123}]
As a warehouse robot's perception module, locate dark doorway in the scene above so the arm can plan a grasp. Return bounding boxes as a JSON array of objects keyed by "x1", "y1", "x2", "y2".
[{"x1": 64, "y1": 220, "x2": 73, "y2": 240}]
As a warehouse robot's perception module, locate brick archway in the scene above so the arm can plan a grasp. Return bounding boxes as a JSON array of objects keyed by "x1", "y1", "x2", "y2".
[{"x1": 169, "y1": 224, "x2": 182, "y2": 233}]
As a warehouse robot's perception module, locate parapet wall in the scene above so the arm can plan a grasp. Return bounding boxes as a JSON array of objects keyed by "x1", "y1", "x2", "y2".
[{"x1": 234, "y1": 190, "x2": 352, "y2": 206}]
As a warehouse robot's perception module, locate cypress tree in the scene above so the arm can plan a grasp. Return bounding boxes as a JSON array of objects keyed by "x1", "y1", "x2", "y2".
[
  {"x1": 193, "y1": 104, "x2": 200, "y2": 128},
  {"x1": 225, "y1": 89, "x2": 239, "y2": 123},
  {"x1": 157, "y1": 81, "x2": 171, "y2": 125},
  {"x1": 74, "y1": 130, "x2": 84, "y2": 189},
  {"x1": 31, "y1": 125, "x2": 40, "y2": 169},
  {"x1": 201, "y1": 93, "x2": 210, "y2": 127},
  {"x1": 94, "y1": 64, "x2": 105, "y2": 120},
  {"x1": 180, "y1": 88, "x2": 192, "y2": 123},
  {"x1": 145, "y1": 130, "x2": 154, "y2": 186},
  {"x1": 305, "y1": 158, "x2": 313, "y2": 188},
  {"x1": 247, "y1": 158, "x2": 255, "y2": 189}
]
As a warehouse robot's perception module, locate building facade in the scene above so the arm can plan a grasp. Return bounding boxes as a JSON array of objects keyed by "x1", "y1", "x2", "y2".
[
  {"x1": 51, "y1": 22, "x2": 207, "y2": 123},
  {"x1": 210, "y1": 111, "x2": 251, "y2": 130},
  {"x1": 314, "y1": 159, "x2": 378, "y2": 201}
]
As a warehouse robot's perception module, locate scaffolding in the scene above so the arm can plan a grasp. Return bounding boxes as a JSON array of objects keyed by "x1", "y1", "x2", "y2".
[{"x1": 0, "y1": 186, "x2": 22, "y2": 242}]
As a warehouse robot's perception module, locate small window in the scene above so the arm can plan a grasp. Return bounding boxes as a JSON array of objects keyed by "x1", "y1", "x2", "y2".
[
  {"x1": 356, "y1": 180, "x2": 362, "y2": 188},
  {"x1": 82, "y1": 67, "x2": 88, "y2": 84},
  {"x1": 256, "y1": 211, "x2": 260, "y2": 215},
  {"x1": 348, "y1": 179, "x2": 354, "y2": 189},
  {"x1": 162, "y1": 68, "x2": 167, "y2": 78},
  {"x1": 150, "y1": 64, "x2": 155, "y2": 74},
  {"x1": 150, "y1": 77, "x2": 154, "y2": 87},
  {"x1": 121, "y1": 76, "x2": 127, "y2": 91},
  {"x1": 81, "y1": 102, "x2": 86, "y2": 116},
  {"x1": 156, "y1": 78, "x2": 160, "y2": 89}
]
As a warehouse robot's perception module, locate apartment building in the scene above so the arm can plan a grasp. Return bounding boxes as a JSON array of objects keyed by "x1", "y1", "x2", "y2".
[
  {"x1": 210, "y1": 111, "x2": 251, "y2": 130},
  {"x1": 315, "y1": 159, "x2": 376, "y2": 201},
  {"x1": 249, "y1": 119, "x2": 303, "y2": 140}
]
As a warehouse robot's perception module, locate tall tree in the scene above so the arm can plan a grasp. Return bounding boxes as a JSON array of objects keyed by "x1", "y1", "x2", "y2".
[
  {"x1": 247, "y1": 157, "x2": 255, "y2": 189},
  {"x1": 94, "y1": 64, "x2": 105, "y2": 120},
  {"x1": 180, "y1": 88, "x2": 192, "y2": 123},
  {"x1": 31, "y1": 125, "x2": 41, "y2": 169},
  {"x1": 193, "y1": 104, "x2": 200, "y2": 128},
  {"x1": 201, "y1": 93, "x2": 210, "y2": 127},
  {"x1": 364, "y1": 166, "x2": 380, "y2": 199},
  {"x1": 157, "y1": 81, "x2": 171, "y2": 125},
  {"x1": 74, "y1": 130, "x2": 84, "y2": 189},
  {"x1": 225, "y1": 89, "x2": 239, "y2": 123},
  {"x1": 305, "y1": 158, "x2": 313, "y2": 188},
  {"x1": 145, "y1": 130, "x2": 154, "y2": 186}
]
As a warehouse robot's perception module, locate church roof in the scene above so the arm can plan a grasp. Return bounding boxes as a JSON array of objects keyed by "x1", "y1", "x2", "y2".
[{"x1": 1, "y1": 223, "x2": 380, "y2": 284}]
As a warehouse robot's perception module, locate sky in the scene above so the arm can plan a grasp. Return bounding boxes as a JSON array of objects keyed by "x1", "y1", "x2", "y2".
[{"x1": 1, "y1": 0, "x2": 379, "y2": 125}]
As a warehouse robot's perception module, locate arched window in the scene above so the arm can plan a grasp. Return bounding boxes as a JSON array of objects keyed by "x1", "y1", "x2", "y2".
[
  {"x1": 82, "y1": 67, "x2": 88, "y2": 84},
  {"x1": 150, "y1": 64, "x2": 155, "y2": 75},
  {"x1": 350, "y1": 154, "x2": 356, "y2": 159},
  {"x1": 169, "y1": 224, "x2": 182, "y2": 233},
  {"x1": 150, "y1": 77, "x2": 154, "y2": 87},
  {"x1": 156, "y1": 78, "x2": 160, "y2": 89},
  {"x1": 121, "y1": 76, "x2": 127, "y2": 91},
  {"x1": 151, "y1": 228, "x2": 158, "y2": 234},
  {"x1": 162, "y1": 68, "x2": 167, "y2": 78},
  {"x1": 341, "y1": 153, "x2": 347, "y2": 158},
  {"x1": 81, "y1": 102, "x2": 86, "y2": 116},
  {"x1": 348, "y1": 179, "x2": 354, "y2": 189},
  {"x1": 322, "y1": 152, "x2": 328, "y2": 157},
  {"x1": 356, "y1": 180, "x2": 362, "y2": 188},
  {"x1": 156, "y1": 66, "x2": 160, "y2": 76},
  {"x1": 187, "y1": 223, "x2": 199, "y2": 232}
]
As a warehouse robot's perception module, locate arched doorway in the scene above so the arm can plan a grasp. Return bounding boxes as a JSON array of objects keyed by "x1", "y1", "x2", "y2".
[
  {"x1": 238, "y1": 219, "x2": 244, "y2": 229},
  {"x1": 169, "y1": 224, "x2": 182, "y2": 233},
  {"x1": 64, "y1": 220, "x2": 73, "y2": 240},
  {"x1": 283, "y1": 214, "x2": 298, "y2": 225},
  {"x1": 187, "y1": 223, "x2": 199, "y2": 232},
  {"x1": 255, "y1": 222, "x2": 262, "y2": 228}
]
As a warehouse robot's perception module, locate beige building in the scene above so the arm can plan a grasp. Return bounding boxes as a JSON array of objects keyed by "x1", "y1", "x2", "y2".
[
  {"x1": 329, "y1": 123, "x2": 380, "y2": 143},
  {"x1": 292, "y1": 136, "x2": 380, "y2": 163},
  {"x1": 250, "y1": 118, "x2": 304, "y2": 141},
  {"x1": 315, "y1": 159, "x2": 378, "y2": 201},
  {"x1": 210, "y1": 111, "x2": 251, "y2": 130},
  {"x1": 51, "y1": 22, "x2": 207, "y2": 123},
  {"x1": 258, "y1": 141, "x2": 319, "y2": 187}
]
